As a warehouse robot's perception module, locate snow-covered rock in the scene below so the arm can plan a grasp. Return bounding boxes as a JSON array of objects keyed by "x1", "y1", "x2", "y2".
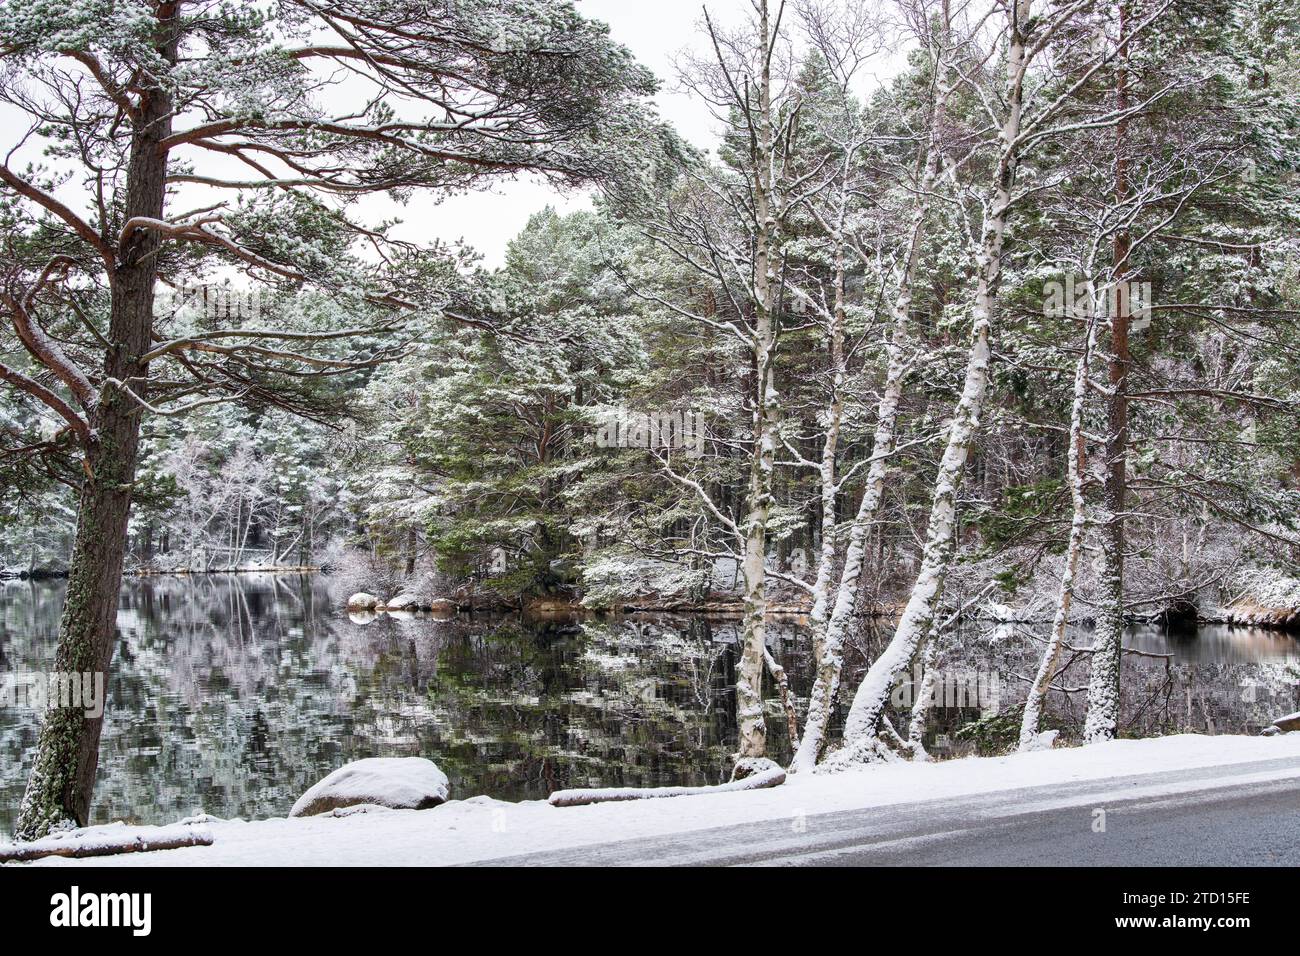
[
  {"x1": 731, "y1": 756, "x2": 783, "y2": 781},
  {"x1": 346, "y1": 592, "x2": 379, "y2": 610},
  {"x1": 1272, "y1": 712, "x2": 1300, "y2": 733},
  {"x1": 289, "y1": 758, "x2": 450, "y2": 818},
  {"x1": 382, "y1": 594, "x2": 425, "y2": 611}
]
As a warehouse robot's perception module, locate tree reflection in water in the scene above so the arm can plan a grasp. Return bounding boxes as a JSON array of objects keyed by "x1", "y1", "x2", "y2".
[{"x1": 1, "y1": 574, "x2": 1296, "y2": 839}]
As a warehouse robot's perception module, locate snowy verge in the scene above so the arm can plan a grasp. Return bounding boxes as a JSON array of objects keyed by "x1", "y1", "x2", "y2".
[{"x1": 17, "y1": 733, "x2": 1300, "y2": 867}]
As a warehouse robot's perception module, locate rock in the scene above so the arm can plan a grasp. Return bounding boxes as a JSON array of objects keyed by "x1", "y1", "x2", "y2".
[
  {"x1": 290, "y1": 757, "x2": 450, "y2": 818},
  {"x1": 1272, "y1": 712, "x2": 1300, "y2": 733},
  {"x1": 382, "y1": 593, "x2": 425, "y2": 611},
  {"x1": 1222, "y1": 571, "x2": 1300, "y2": 631},
  {"x1": 427, "y1": 598, "x2": 456, "y2": 614},
  {"x1": 347, "y1": 592, "x2": 379, "y2": 611}
]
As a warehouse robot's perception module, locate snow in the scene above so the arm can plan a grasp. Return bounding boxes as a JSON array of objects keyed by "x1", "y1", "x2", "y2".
[
  {"x1": 13, "y1": 733, "x2": 1300, "y2": 867},
  {"x1": 289, "y1": 757, "x2": 450, "y2": 817}
]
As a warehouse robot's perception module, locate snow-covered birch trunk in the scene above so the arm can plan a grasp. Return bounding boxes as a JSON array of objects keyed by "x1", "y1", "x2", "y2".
[
  {"x1": 1085, "y1": 1, "x2": 1132, "y2": 745},
  {"x1": 789, "y1": 308, "x2": 909, "y2": 771},
  {"x1": 1019, "y1": 313, "x2": 1096, "y2": 751},
  {"x1": 906, "y1": 633, "x2": 937, "y2": 759},
  {"x1": 733, "y1": 0, "x2": 781, "y2": 765},
  {"x1": 737, "y1": 384, "x2": 775, "y2": 761},
  {"x1": 789, "y1": 50, "x2": 954, "y2": 773},
  {"x1": 833, "y1": 0, "x2": 1030, "y2": 761},
  {"x1": 837, "y1": 301, "x2": 993, "y2": 757},
  {"x1": 809, "y1": 202, "x2": 849, "y2": 666}
]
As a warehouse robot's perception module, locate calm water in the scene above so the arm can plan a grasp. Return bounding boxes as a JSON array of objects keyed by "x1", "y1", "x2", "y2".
[{"x1": 1, "y1": 574, "x2": 1297, "y2": 840}]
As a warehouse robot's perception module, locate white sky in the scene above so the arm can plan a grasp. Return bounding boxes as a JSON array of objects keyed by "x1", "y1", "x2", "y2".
[
  {"x1": 409, "y1": 0, "x2": 912, "y2": 268},
  {"x1": 402, "y1": 0, "x2": 725, "y2": 269}
]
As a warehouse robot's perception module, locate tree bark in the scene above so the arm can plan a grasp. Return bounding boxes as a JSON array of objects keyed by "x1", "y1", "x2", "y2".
[
  {"x1": 734, "y1": 0, "x2": 780, "y2": 765},
  {"x1": 809, "y1": 218, "x2": 847, "y2": 664},
  {"x1": 14, "y1": 6, "x2": 176, "y2": 841},
  {"x1": 1020, "y1": 314, "x2": 1096, "y2": 750},
  {"x1": 1084, "y1": 1, "x2": 1131, "y2": 745}
]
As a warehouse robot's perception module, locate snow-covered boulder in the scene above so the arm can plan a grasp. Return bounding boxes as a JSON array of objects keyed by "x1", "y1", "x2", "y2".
[
  {"x1": 290, "y1": 758, "x2": 450, "y2": 817},
  {"x1": 1272, "y1": 712, "x2": 1300, "y2": 733},
  {"x1": 347, "y1": 592, "x2": 379, "y2": 611},
  {"x1": 382, "y1": 593, "x2": 425, "y2": 611}
]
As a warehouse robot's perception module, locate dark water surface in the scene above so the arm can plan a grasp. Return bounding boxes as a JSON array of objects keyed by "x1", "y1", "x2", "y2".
[{"x1": 1, "y1": 574, "x2": 1296, "y2": 840}]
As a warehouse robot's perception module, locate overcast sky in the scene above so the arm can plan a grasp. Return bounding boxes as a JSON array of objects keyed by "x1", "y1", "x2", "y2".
[{"x1": 402, "y1": 0, "x2": 723, "y2": 269}]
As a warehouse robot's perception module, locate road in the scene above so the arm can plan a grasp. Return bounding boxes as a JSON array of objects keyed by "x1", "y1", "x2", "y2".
[{"x1": 475, "y1": 756, "x2": 1300, "y2": 866}]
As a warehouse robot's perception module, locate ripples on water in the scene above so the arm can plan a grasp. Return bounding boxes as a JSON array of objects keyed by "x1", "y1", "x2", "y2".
[{"x1": 1, "y1": 574, "x2": 1296, "y2": 840}]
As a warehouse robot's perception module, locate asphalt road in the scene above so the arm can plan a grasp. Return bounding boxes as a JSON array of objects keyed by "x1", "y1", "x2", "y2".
[{"x1": 475, "y1": 756, "x2": 1300, "y2": 866}]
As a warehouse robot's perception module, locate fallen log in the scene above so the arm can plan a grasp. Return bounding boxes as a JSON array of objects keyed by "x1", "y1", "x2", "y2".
[
  {"x1": 0, "y1": 822, "x2": 213, "y2": 864},
  {"x1": 548, "y1": 760, "x2": 786, "y2": 808}
]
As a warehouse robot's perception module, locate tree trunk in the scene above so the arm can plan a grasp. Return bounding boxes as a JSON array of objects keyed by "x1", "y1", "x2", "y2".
[
  {"x1": 809, "y1": 224, "x2": 846, "y2": 664},
  {"x1": 14, "y1": 7, "x2": 175, "y2": 840},
  {"x1": 733, "y1": 0, "x2": 780, "y2": 766},
  {"x1": 1085, "y1": 2, "x2": 1131, "y2": 745},
  {"x1": 906, "y1": 632, "x2": 937, "y2": 759},
  {"x1": 1020, "y1": 314, "x2": 1096, "y2": 750},
  {"x1": 789, "y1": 308, "x2": 909, "y2": 771}
]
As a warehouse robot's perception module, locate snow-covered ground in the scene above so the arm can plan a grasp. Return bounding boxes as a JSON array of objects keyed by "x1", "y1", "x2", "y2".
[{"x1": 15, "y1": 733, "x2": 1300, "y2": 867}]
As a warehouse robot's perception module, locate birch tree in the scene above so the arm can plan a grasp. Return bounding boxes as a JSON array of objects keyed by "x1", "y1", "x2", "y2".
[
  {"x1": 638, "y1": 0, "x2": 808, "y2": 770},
  {"x1": 834, "y1": 0, "x2": 1174, "y2": 762},
  {"x1": 790, "y1": 0, "x2": 966, "y2": 771},
  {"x1": 1018, "y1": 308, "x2": 1095, "y2": 750}
]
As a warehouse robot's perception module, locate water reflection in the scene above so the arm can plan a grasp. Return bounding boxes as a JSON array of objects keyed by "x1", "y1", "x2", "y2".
[{"x1": 1, "y1": 574, "x2": 1297, "y2": 841}]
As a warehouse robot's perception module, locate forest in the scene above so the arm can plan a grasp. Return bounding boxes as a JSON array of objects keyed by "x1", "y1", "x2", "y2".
[{"x1": 0, "y1": 0, "x2": 1298, "y2": 844}]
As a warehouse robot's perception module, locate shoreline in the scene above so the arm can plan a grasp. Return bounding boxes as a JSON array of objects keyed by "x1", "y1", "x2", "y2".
[
  {"x1": 7, "y1": 569, "x2": 1299, "y2": 632},
  {"x1": 12, "y1": 733, "x2": 1299, "y2": 867}
]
